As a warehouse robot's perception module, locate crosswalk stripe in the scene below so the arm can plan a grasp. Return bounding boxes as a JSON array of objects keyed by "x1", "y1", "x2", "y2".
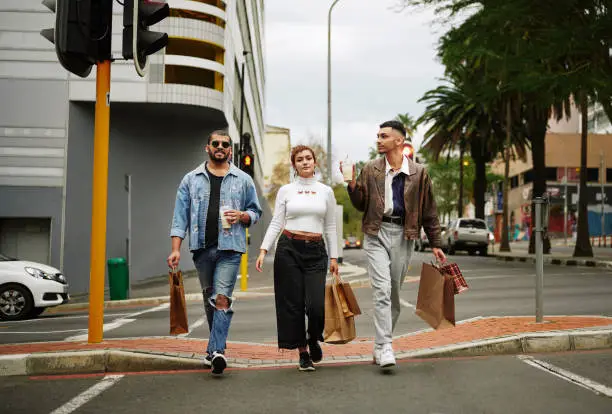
[
  {"x1": 50, "y1": 374, "x2": 124, "y2": 414},
  {"x1": 518, "y1": 355, "x2": 612, "y2": 397}
]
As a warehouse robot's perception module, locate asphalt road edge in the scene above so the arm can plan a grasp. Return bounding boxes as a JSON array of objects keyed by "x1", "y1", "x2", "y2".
[{"x1": 2, "y1": 329, "x2": 610, "y2": 377}]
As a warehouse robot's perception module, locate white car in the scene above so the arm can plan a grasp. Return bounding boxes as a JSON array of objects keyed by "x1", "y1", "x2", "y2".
[
  {"x1": 0, "y1": 253, "x2": 69, "y2": 320},
  {"x1": 442, "y1": 218, "x2": 490, "y2": 256}
]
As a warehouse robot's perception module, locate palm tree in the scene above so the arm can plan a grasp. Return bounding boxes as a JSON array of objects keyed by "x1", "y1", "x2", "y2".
[{"x1": 394, "y1": 113, "x2": 417, "y2": 139}]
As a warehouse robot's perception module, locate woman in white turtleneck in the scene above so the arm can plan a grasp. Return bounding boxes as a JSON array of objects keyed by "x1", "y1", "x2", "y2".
[{"x1": 256, "y1": 145, "x2": 339, "y2": 372}]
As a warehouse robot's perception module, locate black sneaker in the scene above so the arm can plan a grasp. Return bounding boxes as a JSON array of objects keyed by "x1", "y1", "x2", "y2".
[
  {"x1": 309, "y1": 340, "x2": 323, "y2": 363},
  {"x1": 203, "y1": 354, "x2": 212, "y2": 369},
  {"x1": 298, "y1": 352, "x2": 315, "y2": 372},
  {"x1": 211, "y1": 352, "x2": 227, "y2": 375}
]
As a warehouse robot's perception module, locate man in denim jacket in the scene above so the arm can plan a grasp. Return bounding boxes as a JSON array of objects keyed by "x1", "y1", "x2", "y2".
[{"x1": 168, "y1": 130, "x2": 262, "y2": 376}]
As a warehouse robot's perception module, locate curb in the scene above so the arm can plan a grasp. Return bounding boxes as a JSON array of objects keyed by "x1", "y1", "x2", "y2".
[
  {"x1": 47, "y1": 290, "x2": 274, "y2": 313},
  {"x1": 492, "y1": 254, "x2": 612, "y2": 269},
  {"x1": 2, "y1": 329, "x2": 611, "y2": 377}
]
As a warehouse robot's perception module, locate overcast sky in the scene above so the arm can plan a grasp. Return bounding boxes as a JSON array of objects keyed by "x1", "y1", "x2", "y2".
[{"x1": 264, "y1": 0, "x2": 447, "y2": 164}]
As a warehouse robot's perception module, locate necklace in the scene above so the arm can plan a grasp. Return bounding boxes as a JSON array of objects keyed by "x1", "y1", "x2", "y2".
[{"x1": 296, "y1": 176, "x2": 318, "y2": 195}]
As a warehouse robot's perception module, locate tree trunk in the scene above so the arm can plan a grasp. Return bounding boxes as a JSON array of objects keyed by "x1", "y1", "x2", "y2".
[
  {"x1": 527, "y1": 108, "x2": 551, "y2": 254},
  {"x1": 471, "y1": 139, "x2": 487, "y2": 220},
  {"x1": 500, "y1": 102, "x2": 512, "y2": 252},
  {"x1": 573, "y1": 92, "x2": 593, "y2": 257},
  {"x1": 458, "y1": 141, "x2": 464, "y2": 218}
]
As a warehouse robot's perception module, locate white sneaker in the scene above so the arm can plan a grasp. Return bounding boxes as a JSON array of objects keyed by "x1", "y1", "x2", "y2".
[
  {"x1": 373, "y1": 345, "x2": 382, "y2": 365},
  {"x1": 379, "y1": 344, "x2": 396, "y2": 368}
]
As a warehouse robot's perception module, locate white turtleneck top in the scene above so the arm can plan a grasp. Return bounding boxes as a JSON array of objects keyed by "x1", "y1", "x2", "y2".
[{"x1": 260, "y1": 176, "x2": 338, "y2": 258}]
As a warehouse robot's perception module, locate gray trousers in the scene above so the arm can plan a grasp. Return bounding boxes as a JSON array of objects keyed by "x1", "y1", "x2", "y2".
[{"x1": 364, "y1": 222, "x2": 414, "y2": 346}]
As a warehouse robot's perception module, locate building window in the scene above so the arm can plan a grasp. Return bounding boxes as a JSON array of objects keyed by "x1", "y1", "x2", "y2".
[
  {"x1": 607, "y1": 168, "x2": 612, "y2": 183},
  {"x1": 165, "y1": 65, "x2": 219, "y2": 90},
  {"x1": 166, "y1": 37, "x2": 224, "y2": 63},
  {"x1": 169, "y1": 9, "x2": 225, "y2": 28},
  {"x1": 524, "y1": 169, "x2": 534, "y2": 184},
  {"x1": 587, "y1": 168, "x2": 599, "y2": 183},
  {"x1": 545, "y1": 167, "x2": 557, "y2": 181}
]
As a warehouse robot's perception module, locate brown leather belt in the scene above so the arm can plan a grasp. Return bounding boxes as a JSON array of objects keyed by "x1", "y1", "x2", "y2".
[{"x1": 282, "y1": 229, "x2": 323, "y2": 242}]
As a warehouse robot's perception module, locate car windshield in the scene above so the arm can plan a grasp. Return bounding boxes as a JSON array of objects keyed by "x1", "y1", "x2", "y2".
[
  {"x1": 459, "y1": 220, "x2": 487, "y2": 230},
  {"x1": 0, "y1": 253, "x2": 17, "y2": 261}
]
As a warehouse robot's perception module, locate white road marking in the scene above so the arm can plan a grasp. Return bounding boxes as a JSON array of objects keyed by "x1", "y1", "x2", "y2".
[
  {"x1": 518, "y1": 355, "x2": 612, "y2": 397},
  {"x1": 0, "y1": 329, "x2": 91, "y2": 334},
  {"x1": 64, "y1": 303, "x2": 170, "y2": 341},
  {"x1": 178, "y1": 316, "x2": 206, "y2": 337},
  {"x1": 0, "y1": 312, "x2": 133, "y2": 326},
  {"x1": 399, "y1": 298, "x2": 415, "y2": 309},
  {"x1": 49, "y1": 374, "x2": 124, "y2": 414}
]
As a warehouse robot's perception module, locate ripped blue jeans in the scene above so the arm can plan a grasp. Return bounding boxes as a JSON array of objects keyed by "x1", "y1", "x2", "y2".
[{"x1": 192, "y1": 247, "x2": 242, "y2": 355}]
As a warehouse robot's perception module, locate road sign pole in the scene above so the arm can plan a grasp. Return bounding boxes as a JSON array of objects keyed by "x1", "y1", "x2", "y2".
[
  {"x1": 534, "y1": 197, "x2": 544, "y2": 323},
  {"x1": 88, "y1": 60, "x2": 111, "y2": 343}
]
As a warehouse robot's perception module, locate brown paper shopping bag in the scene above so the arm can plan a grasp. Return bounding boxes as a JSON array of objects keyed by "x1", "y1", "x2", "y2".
[
  {"x1": 323, "y1": 275, "x2": 356, "y2": 344},
  {"x1": 337, "y1": 279, "x2": 361, "y2": 316},
  {"x1": 415, "y1": 263, "x2": 455, "y2": 330},
  {"x1": 169, "y1": 268, "x2": 189, "y2": 335}
]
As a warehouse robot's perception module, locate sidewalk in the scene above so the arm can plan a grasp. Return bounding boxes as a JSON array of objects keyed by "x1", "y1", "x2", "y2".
[
  {"x1": 1, "y1": 316, "x2": 611, "y2": 376},
  {"x1": 490, "y1": 241, "x2": 612, "y2": 268}
]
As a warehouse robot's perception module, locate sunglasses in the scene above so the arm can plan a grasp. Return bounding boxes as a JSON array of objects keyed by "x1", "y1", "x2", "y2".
[{"x1": 211, "y1": 140, "x2": 231, "y2": 149}]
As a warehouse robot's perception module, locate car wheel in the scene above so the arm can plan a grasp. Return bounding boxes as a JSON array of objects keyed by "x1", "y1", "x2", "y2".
[
  {"x1": 479, "y1": 248, "x2": 488, "y2": 257},
  {"x1": 30, "y1": 307, "x2": 46, "y2": 318},
  {"x1": 468, "y1": 249, "x2": 476, "y2": 256},
  {"x1": 0, "y1": 284, "x2": 34, "y2": 321},
  {"x1": 448, "y1": 242, "x2": 455, "y2": 255}
]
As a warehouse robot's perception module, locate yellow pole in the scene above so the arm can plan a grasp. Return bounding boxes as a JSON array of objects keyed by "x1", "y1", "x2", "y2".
[
  {"x1": 240, "y1": 228, "x2": 248, "y2": 291},
  {"x1": 88, "y1": 60, "x2": 111, "y2": 343}
]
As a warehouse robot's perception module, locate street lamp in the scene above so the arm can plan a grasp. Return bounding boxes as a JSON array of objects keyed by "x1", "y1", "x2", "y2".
[{"x1": 327, "y1": 0, "x2": 342, "y2": 185}]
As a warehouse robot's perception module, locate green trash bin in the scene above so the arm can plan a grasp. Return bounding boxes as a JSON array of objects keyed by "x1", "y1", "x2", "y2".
[{"x1": 108, "y1": 257, "x2": 129, "y2": 300}]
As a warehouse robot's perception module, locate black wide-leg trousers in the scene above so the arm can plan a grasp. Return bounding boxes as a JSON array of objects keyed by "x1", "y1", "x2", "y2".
[{"x1": 273, "y1": 234, "x2": 328, "y2": 350}]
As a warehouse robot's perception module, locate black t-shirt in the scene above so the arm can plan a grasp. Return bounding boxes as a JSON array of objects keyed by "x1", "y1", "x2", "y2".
[{"x1": 205, "y1": 166, "x2": 224, "y2": 248}]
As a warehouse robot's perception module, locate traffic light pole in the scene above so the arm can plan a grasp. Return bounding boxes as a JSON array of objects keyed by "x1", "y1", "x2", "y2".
[{"x1": 88, "y1": 60, "x2": 111, "y2": 343}]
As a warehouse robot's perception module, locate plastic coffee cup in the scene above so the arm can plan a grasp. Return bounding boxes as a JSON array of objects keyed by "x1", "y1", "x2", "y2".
[
  {"x1": 342, "y1": 160, "x2": 354, "y2": 182},
  {"x1": 220, "y1": 206, "x2": 231, "y2": 229}
]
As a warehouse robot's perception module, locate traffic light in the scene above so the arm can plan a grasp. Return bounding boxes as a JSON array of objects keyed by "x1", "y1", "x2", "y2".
[
  {"x1": 403, "y1": 142, "x2": 414, "y2": 160},
  {"x1": 240, "y1": 153, "x2": 255, "y2": 177},
  {"x1": 122, "y1": 0, "x2": 170, "y2": 77},
  {"x1": 239, "y1": 133, "x2": 255, "y2": 178},
  {"x1": 41, "y1": 0, "x2": 111, "y2": 77}
]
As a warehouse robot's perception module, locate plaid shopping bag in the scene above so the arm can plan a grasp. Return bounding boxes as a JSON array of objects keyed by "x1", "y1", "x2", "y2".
[{"x1": 439, "y1": 262, "x2": 469, "y2": 294}]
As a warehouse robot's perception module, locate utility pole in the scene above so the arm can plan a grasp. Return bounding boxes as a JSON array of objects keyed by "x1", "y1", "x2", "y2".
[
  {"x1": 563, "y1": 166, "x2": 568, "y2": 246},
  {"x1": 327, "y1": 0, "x2": 341, "y2": 185}
]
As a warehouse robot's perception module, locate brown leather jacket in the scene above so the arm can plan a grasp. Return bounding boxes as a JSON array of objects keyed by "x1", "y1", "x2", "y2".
[{"x1": 347, "y1": 157, "x2": 442, "y2": 247}]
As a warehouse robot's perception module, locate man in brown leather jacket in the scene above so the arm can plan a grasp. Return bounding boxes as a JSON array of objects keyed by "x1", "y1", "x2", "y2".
[{"x1": 344, "y1": 120, "x2": 446, "y2": 369}]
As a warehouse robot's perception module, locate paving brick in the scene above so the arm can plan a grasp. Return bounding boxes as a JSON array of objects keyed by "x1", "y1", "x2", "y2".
[{"x1": 1, "y1": 316, "x2": 611, "y2": 366}]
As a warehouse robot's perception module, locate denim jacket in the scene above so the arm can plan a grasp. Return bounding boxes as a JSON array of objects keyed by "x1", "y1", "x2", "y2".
[{"x1": 170, "y1": 162, "x2": 262, "y2": 253}]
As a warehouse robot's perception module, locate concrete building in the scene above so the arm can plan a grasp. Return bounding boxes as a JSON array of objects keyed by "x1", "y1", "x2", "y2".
[
  {"x1": 490, "y1": 133, "x2": 612, "y2": 239},
  {"x1": 0, "y1": 0, "x2": 270, "y2": 293},
  {"x1": 587, "y1": 103, "x2": 612, "y2": 134},
  {"x1": 262, "y1": 125, "x2": 291, "y2": 201}
]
